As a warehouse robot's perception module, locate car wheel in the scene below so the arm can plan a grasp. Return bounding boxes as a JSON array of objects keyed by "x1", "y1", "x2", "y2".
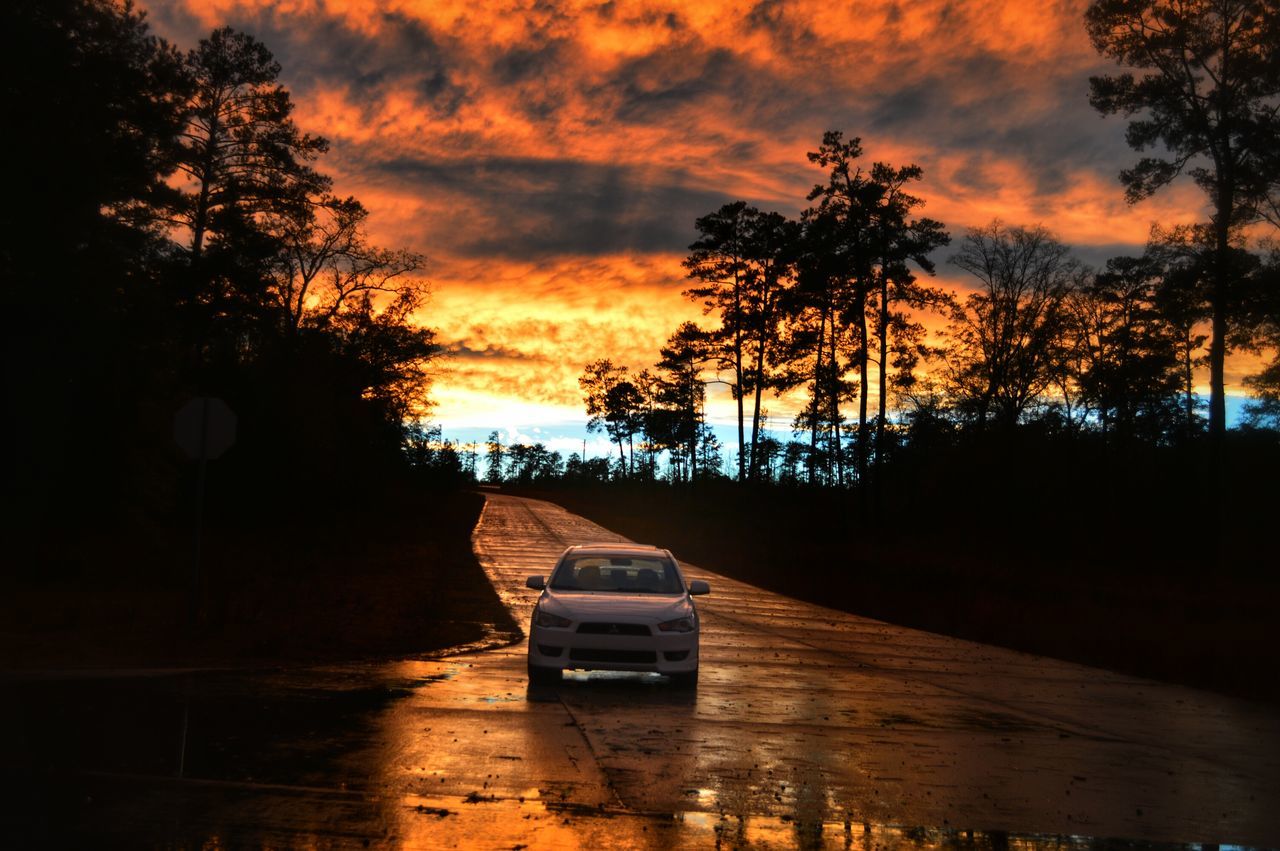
[
  {"x1": 669, "y1": 669, "x2": 698, "y2": 689},
  {"x1": 528, "y1": 664, "x2": 561, "y2": 685}
]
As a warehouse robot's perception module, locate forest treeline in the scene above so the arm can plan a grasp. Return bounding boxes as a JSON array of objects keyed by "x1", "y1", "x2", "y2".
[
  {"x1": 5, "y1": 0, "x2": 445, "y2": 536},
  {"x1": 570, "y1": 182, "x2": 1278, "y2": 489},
  {"x1": 477, "y1": 169, "x2": 1279, "y2": 491}
]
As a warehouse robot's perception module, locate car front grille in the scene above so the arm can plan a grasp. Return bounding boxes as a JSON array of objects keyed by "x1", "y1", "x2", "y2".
[
  {"x1": 568, "y1": 648, "x2": 657, "y2": 664},
  {"x1": 576, "y1": 622, "x2": 651, "y2": 636}
]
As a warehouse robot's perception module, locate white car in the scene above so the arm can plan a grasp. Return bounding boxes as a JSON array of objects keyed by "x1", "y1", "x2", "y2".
[{"x1": 525, "y1": 544, "x2": 710, "y2": 687}]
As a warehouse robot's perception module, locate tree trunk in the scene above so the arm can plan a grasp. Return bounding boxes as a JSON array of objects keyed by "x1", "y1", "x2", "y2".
[
  {"x1": 1208, "y1": 174, "x2": 1234, "y2": 569},
  {"x1": 191, "y1": 175, "x2": 211, "y2": 260},
  {"x1": 831, "y1": 313, "x2": 844, "y2": 487},
  {"x1": 1183, "y1": 331, "x2": 1195, "y2": 440},
  {"x1": 876, "y1": 271, "x2": 889, "y2": 474},
  {"x1": 190, "y1": 102, "x2": 221, "y2": 261},
  {"x1": 1209, "y1": 212, "x2": 1229, "y2": 446},
  {"x1": 809, "y1": 308, "x2": 826, "y2": 486},
  {"x1": 875, "y1": 271, "x2": 889, "y2": 510},
  {"x1": 748, "y1": 277, "x2": 772, "y2": 482},
  {"x1": 688, "y1": 374, "x2": 698, "y2": 482},
  {"x1": 856, "y1": 283, "x2": 869, "y2": 487},
  {"x1": 733, "y1": 274, "x2": 746, "y2": 482}
]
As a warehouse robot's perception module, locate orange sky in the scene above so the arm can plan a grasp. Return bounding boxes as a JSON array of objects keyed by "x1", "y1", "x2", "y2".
[{"x1": 143, "y1": 0, "x2": 1263, "y2": 449}]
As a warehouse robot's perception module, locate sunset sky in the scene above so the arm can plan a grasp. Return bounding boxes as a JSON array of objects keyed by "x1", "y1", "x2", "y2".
[{"x1": 143, "y1": 0, "x2": 1252, "y2": 457}]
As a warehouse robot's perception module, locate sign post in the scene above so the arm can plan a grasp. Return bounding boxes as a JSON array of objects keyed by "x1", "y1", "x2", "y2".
[{"x1": 173, "y1": 397, "x2": 237, "y2": 629}]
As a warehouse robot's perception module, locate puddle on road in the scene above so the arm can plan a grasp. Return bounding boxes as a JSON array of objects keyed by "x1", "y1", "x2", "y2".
[
  {"x1": 7, "y1": 653, "x2": 1268, "y2": 850},
  {"x1": 386, "y1": 790, "x2": 1241, "y2": 851}
]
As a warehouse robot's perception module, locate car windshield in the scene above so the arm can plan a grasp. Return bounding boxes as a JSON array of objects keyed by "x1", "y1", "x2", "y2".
[{"x1": 549, "y1": 555, "x2": 685, "y2": 594}]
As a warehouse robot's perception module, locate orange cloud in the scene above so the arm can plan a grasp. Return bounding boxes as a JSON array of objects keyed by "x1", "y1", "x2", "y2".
[{"x1": 424, "y1": 253, "x2": 702, "y2": 421}]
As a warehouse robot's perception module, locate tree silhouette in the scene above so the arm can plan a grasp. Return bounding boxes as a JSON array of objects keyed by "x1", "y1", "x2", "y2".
[
  {"x1": 803, "y1": 134, "x2": 951, "y2": 486},
  {"x1": 740, "y1": 211, "x2": 799, "y2": 481},
  {"x1": 328, "y1": 288, "x2": 440, "y2": 423},
  {"x1": 5, "y1": 0, "x2": 186, "y2": 264},
  {"x1": 1237, "y1": 248, "x2": 1280, "y2": 427},
  {"x1": 685, "y1": 204, "x2": 799, "y2": 481},
  {"x1": 175, "y1": 27, "x2": 330, "y2": 263},
  {"x1": 506, "y1": 442, "x2": 564, "y2": 484},
  {"x1": 632, "y1": 368, "x2": 664, "y2": 479},
  {"x1": 806, "y1": 132, "x2": 875, "y2": 483},
  {"x1": 1086, "y1": 0, "x2": 1280, "y2": 446},
  {"x1": 654, "y1": 323, "x2": 715, "y2": 482},
  {"x1": 863, "y1": 162, "x2": 950, "y2": 481},
  {"x1": 5, "y1": 0, "x2": 187, "y2": 517},
  {"x1": 1063, "y1": 255, "x2": 1185, "y2": 442},
  {"x1": 946, "y1": 222, "x2": 1085, "y2": 429},
  {"x1": 270, "y1": 196, "x2": 423, "y2": 335},
  {"x1": 781, "y1": 208, "x2": 858, "y2": 485},
  {"x1": 5, "y1": 4, "x2": 452, "y2": 528},
  {"x1": 1147, "y1": 226, "x2": 1215, "y2": 438},
  {"x1": 484, "y1": 430, "x2": 505, "y2": 483},
  {"x1": 684, "y1": 202, "x2": 753, "y2": 481},
  {"x1": 579, "y1": 359, "x2": 643, "y2": 475}
]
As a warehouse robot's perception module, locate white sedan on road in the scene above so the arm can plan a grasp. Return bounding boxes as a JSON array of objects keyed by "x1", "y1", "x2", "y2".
[{"x1": 525, "y1": 544, "x2": 710, "y2": 687}]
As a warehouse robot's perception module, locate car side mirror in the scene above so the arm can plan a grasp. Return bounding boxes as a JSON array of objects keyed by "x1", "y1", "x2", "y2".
[
  {"x1": 525, "y1": 576, "x2": 547, "y2": 590},
  {"x1": 688, "y1": 580, "x2": 710, "y2": 596}
]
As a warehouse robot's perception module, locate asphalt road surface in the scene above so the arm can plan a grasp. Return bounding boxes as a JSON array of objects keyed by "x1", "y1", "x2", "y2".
[{"x1": 6, "y1": 493, "x2": 1278, "y2": 849}]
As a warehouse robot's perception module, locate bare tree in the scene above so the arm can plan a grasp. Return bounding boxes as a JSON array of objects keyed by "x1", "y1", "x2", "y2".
[
  {"x1": 946, "y1": 222, "x2": 1085, "y2": 429},
  {"x1": 270, "y1": 196, "x2": 423, "y2": 334}
]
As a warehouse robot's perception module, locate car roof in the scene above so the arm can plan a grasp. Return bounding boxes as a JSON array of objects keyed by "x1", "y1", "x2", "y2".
[{"x1": 565, "y1": 543, "x2": 668, "y2": 556}]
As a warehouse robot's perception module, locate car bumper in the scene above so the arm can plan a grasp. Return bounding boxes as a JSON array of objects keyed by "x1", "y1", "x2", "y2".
[{"x1": 528, "y1": 624, "x2": 699, "y2": 673}]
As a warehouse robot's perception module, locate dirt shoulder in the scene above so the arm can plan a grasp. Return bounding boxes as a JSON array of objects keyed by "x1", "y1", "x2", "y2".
[
  {"x1": 1, "y1": 490, "x2": 517, "y2": 670},
  {"x1": 526, "y1": 484, "x2": 1278, "y2": 705}
]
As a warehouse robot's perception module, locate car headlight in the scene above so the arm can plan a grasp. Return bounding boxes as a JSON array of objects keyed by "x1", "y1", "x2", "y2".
[
  {"x1": 657, "y1": 617, "x2": 695, "y2": 633},
  {"x1": 534, "y1": 608, "x2": 572, "y2": 628}
]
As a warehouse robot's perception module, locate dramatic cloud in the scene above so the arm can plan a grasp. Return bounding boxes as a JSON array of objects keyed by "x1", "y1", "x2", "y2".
[{"x1": 141, "y1": 0, "x2": 1232, "y2": 435}]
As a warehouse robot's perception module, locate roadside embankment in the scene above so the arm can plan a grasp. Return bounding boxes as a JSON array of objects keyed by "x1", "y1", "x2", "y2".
[{"x1": 1, "y1": 489, "x2": 517, "y2": 670}]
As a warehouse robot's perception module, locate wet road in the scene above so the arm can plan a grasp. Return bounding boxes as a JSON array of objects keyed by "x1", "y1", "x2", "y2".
[{"x1": 6, "y1": 493, "x2": 1279, "y2": 848}]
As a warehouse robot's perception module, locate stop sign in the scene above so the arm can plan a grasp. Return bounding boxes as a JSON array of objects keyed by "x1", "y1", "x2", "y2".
[{"x1": 173, "y1": 397, "x2": 237, "y2": 460}]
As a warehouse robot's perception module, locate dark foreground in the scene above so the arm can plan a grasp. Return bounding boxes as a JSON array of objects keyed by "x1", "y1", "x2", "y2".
[
  {"x1": 5, "y1": 495, "x2": 1277, "y2": 848},
  {"x1": 1, "y1": 489, "x2": 514, "y2": 670}
]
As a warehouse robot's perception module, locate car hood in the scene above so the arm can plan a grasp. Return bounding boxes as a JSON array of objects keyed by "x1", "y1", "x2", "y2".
[{"x1": 541, "y1": 590, "x2": 692, "y2": 622}]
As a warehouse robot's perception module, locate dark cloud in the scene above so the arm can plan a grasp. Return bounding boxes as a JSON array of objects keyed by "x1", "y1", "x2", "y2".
[
  {"x1": 150, "y1": 5, "x2": 469, "y2": 116},
  {"x1": 853, "y1": 52, "x2": 1133, "y2": 197},
  {"x1": 1071, "y1": 241, "x2": 1151, "y2": 269},
  {"x1": 600, "y1": 45, "x2": 740, "y2": 124},
  {"x1": 144, "y1": 0, "x2": 1173, "y2": 263},
  {"x1": 447, "y1": 341, "x2": 543, "y2": 360},
  {"x1": 365, "y1": 154, "x2": 745, "y2": 258},
  {"x1": 492, "y1": 41, "x2": 569, "y2": 86},
  {"x1": 745, "y1": 0, "x2": 817, "y2": 50}
]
